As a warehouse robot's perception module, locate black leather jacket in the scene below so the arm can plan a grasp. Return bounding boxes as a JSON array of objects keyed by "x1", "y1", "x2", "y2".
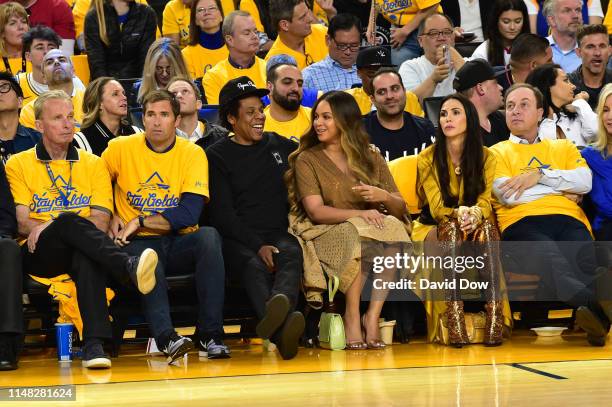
[{"x1": 84, "y1": 2, "x2": 157, "y2": 80}]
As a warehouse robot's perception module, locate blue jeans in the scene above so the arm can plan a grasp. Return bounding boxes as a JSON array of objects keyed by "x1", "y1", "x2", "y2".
[
  {"x1": 391, "y1": 28, "x2": 422, "y2": 66},
  {"x1": 123, "y1": 227, "x2": 225, "y2": 344}
]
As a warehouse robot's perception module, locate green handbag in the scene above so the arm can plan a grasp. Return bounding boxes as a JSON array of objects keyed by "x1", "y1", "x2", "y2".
[{"x1": 318, "y1": 276, "x2": 346, "y2": 350}]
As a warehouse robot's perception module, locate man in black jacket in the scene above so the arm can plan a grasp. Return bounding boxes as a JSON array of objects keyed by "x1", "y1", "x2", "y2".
[
  {"x1": 0, "y1": 160, "x2": 19, "y2": 370},
  {"x1": 206, "y1": 76, "x2": 304, "y2": 360},
  {"x1": 167, "y1": 78, "x2": 228, "y2": 148}
]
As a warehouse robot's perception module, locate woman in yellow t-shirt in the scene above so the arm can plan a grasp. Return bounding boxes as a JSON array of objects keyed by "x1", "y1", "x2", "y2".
[
  {"x1": 182, "y1": 0, "x2": 228, "y2": 80},
  {"x1": 0, "y1": 2, "x2": 29, "y2": 74},
  {"x1": 414, "y1": 93, "x2": 508, "y2": 347}
]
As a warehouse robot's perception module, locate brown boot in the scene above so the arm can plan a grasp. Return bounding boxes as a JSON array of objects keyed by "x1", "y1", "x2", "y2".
[
  {"x1": 445, "y1": 301, "x2": 469, "y2": 347},
  {"x1": 483, "y1": 301, "x2": 503, "y2": 346}
]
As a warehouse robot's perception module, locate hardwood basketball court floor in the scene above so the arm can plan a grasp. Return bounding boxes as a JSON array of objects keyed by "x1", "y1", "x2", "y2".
[{"x1": 0, "y1": 329, "x2": 611, "y2": 406}]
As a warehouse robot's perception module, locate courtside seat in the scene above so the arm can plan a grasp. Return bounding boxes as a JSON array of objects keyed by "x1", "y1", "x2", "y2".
[{"x1": 388, "y1": 155, "x2": 420, "y2": 216}]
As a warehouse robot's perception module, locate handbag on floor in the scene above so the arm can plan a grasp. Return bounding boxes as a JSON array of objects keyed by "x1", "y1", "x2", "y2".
[{"x1": 318, "y1": 276, "x2": 346, "y2": 350}]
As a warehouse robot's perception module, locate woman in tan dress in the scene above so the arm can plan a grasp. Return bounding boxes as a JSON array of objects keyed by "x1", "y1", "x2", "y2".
[{"x1": 286, "y1": 91, "x2": 412, "y2": 350}]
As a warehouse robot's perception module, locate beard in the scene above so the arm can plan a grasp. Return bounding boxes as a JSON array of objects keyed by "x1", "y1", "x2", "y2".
[{"x1": 272, "y1": 88, "x2": 301, "y2": 111}]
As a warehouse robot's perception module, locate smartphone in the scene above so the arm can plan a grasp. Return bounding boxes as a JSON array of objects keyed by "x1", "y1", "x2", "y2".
[
  {"x1": 461, "y1": 32, "x2": 476, "y2": 42},
  {"x1": 442, "y1": 45, "x2": 451, "y2": 66}
]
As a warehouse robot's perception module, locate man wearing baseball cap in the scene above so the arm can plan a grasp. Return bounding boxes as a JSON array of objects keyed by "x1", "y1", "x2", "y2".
[
  {"x1": 345, "y1": 46, "x2": 424, "y2": 117},
  {"x1": 207, "y1": 76, "x2": 305, "y2": 360},
  {"x1": 454, "y1": 59, "x2": 509, "y2": 147}
]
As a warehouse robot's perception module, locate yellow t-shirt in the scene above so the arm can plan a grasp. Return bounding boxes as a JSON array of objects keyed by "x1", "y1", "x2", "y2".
[
  {"x1": 265, "y1": 24, "x2": 329, "y2": 70},
  {"x1": 19, "y1": 89, "x2": 85, "y2": 131},
  {"x1": 101, "y1": 133, "x2": 209, "y2": 236},
  {"x1": 345, "y1": 87, "x2": 424, "y2": 117},
  {"x1": 162, "y1": 0, "x2": 191, "y2": 48},
  {"x1": 263, "y1": 105, "x2": 311, "y2": 142},
  {"x1": 202, "y1": 56, "x2": 267, "y2": 104},
  {"x1": 5, "y1": 145, "x2": 113, "y2": 244},
  {"x1": 239, "y1": 0, "x2": 265, "y2": 33},
  {"x1": 604, "y1": 0, "x2": 612, "y2": 34},
  {"x1": 490, "y1": 139, "x2": 591, "y2": 232},
  {"x1": 182, "y1": 44, "x2": 229, "y2": 79},
  {"x1": 220, "y1": 0, "x2": 235, "y2": 14},
  {"x1": 374, "y1": 0, "x2": 442, "y2": 26}
]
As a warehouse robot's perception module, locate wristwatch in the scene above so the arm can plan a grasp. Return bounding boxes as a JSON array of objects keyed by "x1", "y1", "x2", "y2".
[{"x1": 138, "y1": 215, "x2": 146, "y2": 228}]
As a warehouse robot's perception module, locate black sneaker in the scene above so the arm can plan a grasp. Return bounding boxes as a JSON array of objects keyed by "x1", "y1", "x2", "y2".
[
  {"x1": 0, "y1": 334, "x2": 18, "y2": 371},
  {"x1": 127, "y1": 248, "x2": 158, "y2": 294},
  {"x1": 82, "y1": 341, "x2": 111, "y2": 369},
  {"x1": 163, "y1": 333, "x2": 194, "y2": 364},
  {"x1": 198, "y1": 338, "x2": 231, "y2": 359},
  {"x1": 256, "y1": 294, "x2": 290, "y2": 340},
  {"x1": 576, "y1": 306, "x2": 608, "y2": 347},
  {"x1": 277, "y1": 312, "x2": 305, "y2": 360}
]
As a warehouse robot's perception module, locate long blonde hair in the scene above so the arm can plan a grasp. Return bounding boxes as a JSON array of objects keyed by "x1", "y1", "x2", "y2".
[
  {"x1": 138, "y1": 38, "x2": 190, "y2": 102},
  {"x1": 0, "y1": 2, "x2": 28, "y2": 57},
  {"x1": 594, "y1": 83, "x2": 612, "y2": 152},
  {"x1": 285, "y1": 91, "x2": 379, "y2": 215},
  {"x1": 91, "y1": 0, "x2": 111, "y2": 47}
]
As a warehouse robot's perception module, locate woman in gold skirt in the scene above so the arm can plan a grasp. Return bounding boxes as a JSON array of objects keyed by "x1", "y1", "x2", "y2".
[{"x1": 413, "y1": 93, "x2": 510, "y2": 347}]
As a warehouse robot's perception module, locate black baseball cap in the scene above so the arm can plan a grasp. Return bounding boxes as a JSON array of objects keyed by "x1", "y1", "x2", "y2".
[
  {"x1": 356, "y1": 46, "x2": 396, "y2": 69},
  {"x1": 453, "y1": 59, "x2": 498, "y2": 92},
  {"x1": 218, "y1": 76, "x2": 269, "y2": 106}
]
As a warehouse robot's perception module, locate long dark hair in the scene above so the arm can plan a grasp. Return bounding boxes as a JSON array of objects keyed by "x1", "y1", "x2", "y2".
[
  {"x1": 526, "y1": 63, "x2": 577, "y2": 120},
  {"x1": 486, "y1": 0, "x2": 530, "y2": 66},
  {"x1": 431, "y1": 93, "x2": 485, "y2": 207},
  {"x1": 188, "y1": 0, "x2": 225, "y2": 46}
]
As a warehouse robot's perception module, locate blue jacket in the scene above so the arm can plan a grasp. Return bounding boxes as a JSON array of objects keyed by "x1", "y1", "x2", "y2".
[{"x1": 13, "y1": 124, "x2": 41, "y2": 154}]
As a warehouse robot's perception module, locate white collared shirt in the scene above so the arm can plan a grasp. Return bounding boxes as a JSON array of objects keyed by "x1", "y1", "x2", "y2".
[
  {"x1": 537, "y1": 99, "x2": 598, "y2": 147},
  {"x1": 176, "y1": 121, "x2": 205, "y2": 143}
]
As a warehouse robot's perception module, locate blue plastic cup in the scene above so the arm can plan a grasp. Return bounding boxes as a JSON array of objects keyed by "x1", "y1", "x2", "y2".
[{"x1": 55, "y1": 323, "x2": 74, "y2": 362}]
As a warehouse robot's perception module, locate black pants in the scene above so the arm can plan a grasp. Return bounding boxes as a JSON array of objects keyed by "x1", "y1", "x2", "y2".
[
  {"x1": 0, "y1": 238, "x2": 22, "y2": 334},
  {"x1": 6, "y1": 213, "x2": 131, "y2": 340},
  {"x1": 502, "y1": 214, "x2": 598, "y2": 306},
  {"x1": 223, "y1": 233, "x2": 302, "y2": 321}
]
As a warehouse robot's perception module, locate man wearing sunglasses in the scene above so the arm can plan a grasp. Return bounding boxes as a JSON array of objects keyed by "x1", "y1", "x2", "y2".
[
  {"x1": 398, "y1": 13, "x2": 466, "y2": 101},
  {"x1": 302, "y1": 13, "x2": 362, "y2": 92}
]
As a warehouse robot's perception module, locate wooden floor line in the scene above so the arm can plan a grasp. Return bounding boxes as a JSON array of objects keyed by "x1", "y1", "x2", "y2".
[
  {"x1": 509, "y1": 363, "x2": 568, "y2": 380},
  {"x1": 58, "y1": 357, "x2": 612, "y2": 388}
]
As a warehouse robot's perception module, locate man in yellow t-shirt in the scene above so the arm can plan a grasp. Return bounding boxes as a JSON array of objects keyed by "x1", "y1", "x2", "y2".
[
  {"x1": 102, "y1": 90, "x2": 230, "y2": 361},
  {"x1": 202, "y1": 11, "x2": 267, "y2": 104},
  {"x1": 370, "y1": 0, "x2": 440, "y2": 65},
  {"x1": 162, "y1": 0, "x2": 192, "y2": 48},
  {"x1": 266, "y1": 0, "x2": 329, "y2": 70},
  {"x1": 19, "y1": 50, "x2": 84, "y2": 130},
  {"x1": 346, "y1": 46, "x2": 424, "y2": 117},
  {"x1": 491, "y1": 83, "x2": 612, "y2": 347},
  {"x1": 4, "y1": 90, "x2": 158, "y2": 370},
  {"x1": 263, "y1": 56, "x2": 311, "y2": 142}
]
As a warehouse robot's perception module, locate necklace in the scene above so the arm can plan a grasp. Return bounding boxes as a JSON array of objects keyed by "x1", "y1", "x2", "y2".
[{"x1": 454, "y1": 165, "x2": 462, "y2": 176}]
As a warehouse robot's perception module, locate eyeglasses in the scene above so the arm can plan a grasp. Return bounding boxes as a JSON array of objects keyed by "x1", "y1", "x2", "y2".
[
  {"x1": 333, "y1": 41, "x2": 360, "y2": 52},
  {"x1": 196, "y1": 6, "x2": 219, "y2": 14},
  {"x1": 0, "y1": 82, "x2": 13, "y2": 94},
  {"x1": 155, "y1": 66, "x2": 173, "y2": 75},
  {"x1": 421, "y1": 29, "x2": 454, "y2": 39}
]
